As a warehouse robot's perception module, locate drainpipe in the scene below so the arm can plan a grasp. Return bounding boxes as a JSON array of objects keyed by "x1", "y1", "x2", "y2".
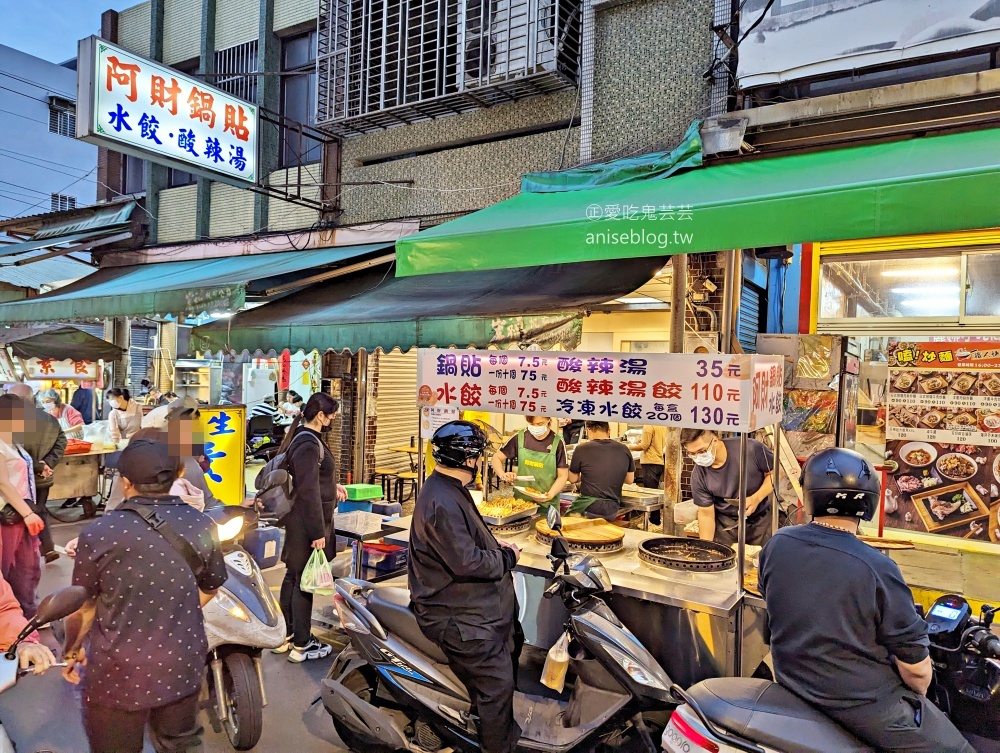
[
  {"x1": 721, "y1": 250, "x2": 740, "y2": 353},
  {"x1": 578, "y1": 0, "x2": 595, "y2": 162}
]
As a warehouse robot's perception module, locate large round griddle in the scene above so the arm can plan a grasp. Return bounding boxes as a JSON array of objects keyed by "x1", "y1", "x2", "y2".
[{"x1": 638, "y1": 537, "x2": 736, "y2": 572}]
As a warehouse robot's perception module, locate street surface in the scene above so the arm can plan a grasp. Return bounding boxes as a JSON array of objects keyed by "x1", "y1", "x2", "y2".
[{"x1": 42, "y1": 516, "x2": 348, "y2": 753}]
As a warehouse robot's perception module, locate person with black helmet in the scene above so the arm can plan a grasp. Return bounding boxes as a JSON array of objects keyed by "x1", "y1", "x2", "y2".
[
  {"x1": 409, "y1": 420, "x2": 523, "y2": 753},
  {"x1": 759, "y1": 447, "x2": 973, "y2": 753}
]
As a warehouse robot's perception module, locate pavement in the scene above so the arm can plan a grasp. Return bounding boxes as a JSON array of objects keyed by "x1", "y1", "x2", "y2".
[{"x1": 40, "y1": 513, "x2": 349, "y2": 753}]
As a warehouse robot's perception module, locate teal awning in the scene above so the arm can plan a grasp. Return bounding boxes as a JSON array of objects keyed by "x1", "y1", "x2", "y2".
[
  {"x1": 396, "y1": 127, "x2": 1000, "y2": 276},
  {"x1": 0, "y1": 243, "x2": 393, "y2": 323},
  {"x1": 0, "y1": 326, "x2": 124, "y2": 361},
  {"x1": 191, "y1": 256, "x2": 663, "y2": 354}
]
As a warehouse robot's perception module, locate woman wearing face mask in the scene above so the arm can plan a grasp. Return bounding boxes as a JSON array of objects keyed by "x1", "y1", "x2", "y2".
[
  {"x1": 491, "y1": 415, "x2": 569, "y2": 510},
  {"x1": 38, "y1": 389, "x2": 84, "y2": 438},
  {"x1": 272, "y1": 393, "x2": 347, "y2": 663},
  {"x1": 106, "y1": 388, "x2": 141, "y2": 447},
  {"x1": 0, "y1": 395, "x2": 46, "y2": 618}
]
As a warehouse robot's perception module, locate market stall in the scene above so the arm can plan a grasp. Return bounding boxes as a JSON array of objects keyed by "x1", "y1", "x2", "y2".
[{"x1": 383, "y1": 347, "x2": 784, "y2": 686}]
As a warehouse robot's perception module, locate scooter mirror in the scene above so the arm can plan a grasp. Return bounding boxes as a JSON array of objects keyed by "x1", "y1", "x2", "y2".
[
  {"x1": 34, "y1": 586, "x2": 88, "y2": 628},
  {"x1": 259, "y1": 468, "x2": 289, "y2": 495},
  {"x1": 546, "y1": 504, "x2": 562, "y2": 532}
]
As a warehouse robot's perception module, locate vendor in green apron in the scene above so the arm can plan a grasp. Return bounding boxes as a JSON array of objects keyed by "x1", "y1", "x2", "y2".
[{"x1": 491, "y1": 416, "x2": 569, "y2": 510}]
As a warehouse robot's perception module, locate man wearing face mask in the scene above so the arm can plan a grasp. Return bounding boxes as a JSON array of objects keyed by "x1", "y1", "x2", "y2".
[
  {"x1": 410, "y1": 421, "x2": 522, "y2": 753},
  {"x1": 680, "y1": 428, "x2": 775, "y2": 547}
]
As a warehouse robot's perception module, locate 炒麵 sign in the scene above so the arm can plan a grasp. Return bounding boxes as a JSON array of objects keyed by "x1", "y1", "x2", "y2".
[
  {"x1": 77, "y1": 36, "x2": 258, "y2": 185},
  {"x1": 416, "y1": 349, "x2": 782, "y2": 432}
]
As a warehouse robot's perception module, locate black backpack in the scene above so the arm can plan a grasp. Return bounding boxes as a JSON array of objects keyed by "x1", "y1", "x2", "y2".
[{"x1": 254, "y1": 432, "x2": 324, "y2": 521}]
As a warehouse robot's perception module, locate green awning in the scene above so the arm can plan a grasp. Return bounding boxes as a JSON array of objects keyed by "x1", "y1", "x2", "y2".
[
  {"x1": 0, "y1": 326, "x2": 124, "y2": 361},
  {"x1": 0, "y1": 243, "x2": 393, "y2": 323},
  {"x1": 396, "y1": 127, "x2": 1000, "y2": 276},
  {"x1": 191, "y1": 256, "x2": 663, "y2": 354}
]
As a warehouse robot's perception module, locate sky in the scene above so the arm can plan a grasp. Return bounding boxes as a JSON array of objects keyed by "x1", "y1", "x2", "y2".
[{"x1": 0, "y1": 0, "x2": 138, "y2": 64}]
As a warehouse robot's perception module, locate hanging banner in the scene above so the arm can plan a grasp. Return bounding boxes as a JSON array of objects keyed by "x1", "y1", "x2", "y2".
[
  {"x1": 201, "y1": 405, "x2": 246, "y2": 506},
  {"x1": 885, "y1": 340, "x2": 1000, "y2": 543},
  {"x1": 77, "y1": 36, "x2": 258, "y2": 185},
  {"x1": 416, "y1": 349, "x2": 783, "y2": 432},
  {"x1": 278, "y1": 350, "x2": 291, "y2": 391},
  {"x1": 22, "y1": 358, "x2": 100, "y2": 381},
  {"x1": 0, "y1": 350, "x2": 17, "y2": 383}
]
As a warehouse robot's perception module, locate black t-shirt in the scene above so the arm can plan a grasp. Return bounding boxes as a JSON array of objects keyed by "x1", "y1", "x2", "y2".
[
  {"x1": 500, "y1": 431, "x2": 568, "y2": 468},
  {"x1": 759, "y1": 524, "x2": 929, "y2": 710},
  {"x1": 569, "y1": 439, "x2": 635, "y2": 501},
  {"x1": 691, "y1": 437, "x2": 773, "y2": 519},
  {"x1": 73, "y1": 496, "x2": 228, "y2": 710}
]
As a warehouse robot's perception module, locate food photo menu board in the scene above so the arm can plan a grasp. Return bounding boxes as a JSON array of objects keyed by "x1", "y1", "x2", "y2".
[{"x1": 885, "y1": 341, "x2": 1000, "y2": 543}]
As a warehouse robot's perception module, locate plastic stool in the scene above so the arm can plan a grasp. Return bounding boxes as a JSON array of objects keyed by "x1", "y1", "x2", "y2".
[{"x1": 372, "y1": 468, "x2": 398, "y2": 501}]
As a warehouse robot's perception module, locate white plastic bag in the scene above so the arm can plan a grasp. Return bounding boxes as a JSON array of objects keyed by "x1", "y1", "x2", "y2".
[
  {"x1": 301, "y1": 549, "x2": 335, "y2": 595},
  {"x1": 541, "y1": 632, "x2": 571, "y2": 693}
]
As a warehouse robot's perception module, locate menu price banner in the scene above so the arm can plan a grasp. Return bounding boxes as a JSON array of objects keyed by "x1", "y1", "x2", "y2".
[
  {"x1": 416, "y1": 349, "x2": 783, "y2": 432},
  {"x1": 884, "y1": 340, "x2": 1000, "y2": 543}
]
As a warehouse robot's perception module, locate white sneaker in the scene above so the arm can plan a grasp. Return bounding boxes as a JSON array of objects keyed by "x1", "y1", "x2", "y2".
[
  {"x1": 288, "y1": 637, "x2": 333, "y2": 663},
  {"x1": 270, "y1": 635, "x2": 293, "y2": 654}
]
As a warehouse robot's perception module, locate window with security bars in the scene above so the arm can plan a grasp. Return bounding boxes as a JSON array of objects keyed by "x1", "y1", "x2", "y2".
[
  {"x1": 317, "y1": 0, "x2": 581, "y2": 136},
  {"x1": 51, "y1": 193, "x2": 76, "y2": 212},
  {"x1": 48, "y1": 103, "x2": 75, "y2": 137},
  {"x1": 214, "y1": 41, "x2": 258, "y2": 103}
]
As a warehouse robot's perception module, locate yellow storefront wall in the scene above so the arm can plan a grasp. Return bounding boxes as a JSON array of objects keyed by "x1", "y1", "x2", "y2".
[{"x1": 808, "y1": 228, "x2": 1000, "y2": 606}]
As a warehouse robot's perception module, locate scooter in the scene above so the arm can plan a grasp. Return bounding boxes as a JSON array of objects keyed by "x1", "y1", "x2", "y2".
[
  {"x1": 202, "y1": 498, "x2": 287, "y2": 751},
  {"x1": 0, "y1": 586, "x2": 90, "y2": 753},
  {"x1": 246, "y1": 415, "x2": 281, "y2": 463},
  {"x1": 321, "y1": 506, "x2": 674, "y2": 753},
  {"x1": 663, "y1": 593, "x2": 1000, "y2": 753}
]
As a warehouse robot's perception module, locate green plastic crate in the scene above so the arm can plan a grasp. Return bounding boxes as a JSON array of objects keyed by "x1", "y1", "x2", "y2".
[{"x1": 344, "y1": 483, "x2": 385, "y2": 501}]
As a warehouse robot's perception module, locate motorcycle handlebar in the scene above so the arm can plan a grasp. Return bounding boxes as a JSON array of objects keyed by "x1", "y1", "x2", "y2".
[
  {"x1": 543, "y1": 581, "x2": 561, "y2": 599},
  {"x1": 974, "y1": 631, "x2": 1000, "y2": 659}
]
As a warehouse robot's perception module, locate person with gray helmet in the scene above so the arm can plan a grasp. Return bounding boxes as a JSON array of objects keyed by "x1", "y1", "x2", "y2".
[
  {"x1": 7, "y1": 383, "x2": 66, "y2": 559},
  {"x1": 759, "y1": 447, "x2": 973, "y2": 753},
  {"x1": 410, "y1": 421, "x2": 523, "y2": 753}
]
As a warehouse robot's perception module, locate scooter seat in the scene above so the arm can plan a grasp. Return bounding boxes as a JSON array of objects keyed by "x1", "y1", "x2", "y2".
[
  {"x1": 367, "y1": 587, "x2": 450, "y2": 664},
  {"x1": 685, "y1": 678, "x2": 873, "y2": 753}
]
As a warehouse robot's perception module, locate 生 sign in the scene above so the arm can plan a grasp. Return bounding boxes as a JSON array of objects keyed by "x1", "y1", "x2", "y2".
[
  {"x1": 416, "y1": 349, "x2": 783, "y2": 432},
  {"x1": 77, "y1": 36, "x2": 258, "y2": 185}
]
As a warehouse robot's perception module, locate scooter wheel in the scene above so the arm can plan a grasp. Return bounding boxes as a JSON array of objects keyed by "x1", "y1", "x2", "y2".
[{"x1": 220, "y1": 653, "x2": 263, "y2": 750}]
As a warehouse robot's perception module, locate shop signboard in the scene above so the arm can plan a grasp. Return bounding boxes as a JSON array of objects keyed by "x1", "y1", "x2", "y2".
[
  {"x1": 885, "y1": 340, "x2": 1000, "y2": 543},
  {"x1": 22, "y1": 358, "x2": 99, "y2": 381},
  {"x1": 420, "y1": 406, "x2": 460, "y2": 439},
  {"x1": 77, "y1": 36, "x2": 258, "y2": 186},
  {"x1": 201, "y1": 405, "x2": 246, "y2": 506},
  {"x1": 0, "y1": 350, "x2": 17, "y2": 383},
  {"x1": 416, "y1": 349, "x2": 783, "y2": 432}
]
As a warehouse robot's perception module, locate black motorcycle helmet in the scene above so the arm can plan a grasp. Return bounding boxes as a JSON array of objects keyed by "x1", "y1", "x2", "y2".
[
  {"x1": 431, "y1": 420, "x2": 488, "y2": 469},
  {"x1": 801, "y1": 447, "x2": 880, "y2": 521}
]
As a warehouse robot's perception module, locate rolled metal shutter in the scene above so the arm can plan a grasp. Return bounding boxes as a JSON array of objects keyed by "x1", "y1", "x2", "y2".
[
  {"x1": 738, "y1": 282, "x2": 764, "y2": 354},
  {"x1": 373, "y1": 349, "x2": 420, "y2": 474},
  {"x1": 71, "y1": 323, "x2": 107, "y2": 341},
  {"x1": 128, "y1": 323, "x2": 156, "y2": 392}
]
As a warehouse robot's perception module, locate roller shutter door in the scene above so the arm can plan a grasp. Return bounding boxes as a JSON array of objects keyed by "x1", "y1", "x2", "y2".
[
  {"x1": 129, "y1": 323, "x2": 157, "y2": 393},
  {"x1": 738, "y1": 282, "x2": 764, "y2": 354},
  {"x1": 373, "y1": 350, "x2": 420, "y2": 474}
]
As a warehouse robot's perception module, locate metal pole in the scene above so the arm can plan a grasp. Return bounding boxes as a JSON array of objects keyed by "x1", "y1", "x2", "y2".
[
  {"x1": 721, "y1": 250, "x2": 737, "y2": 353},
  {"x1": 736, "y1": 432, "x2": 748, "y2": 676},
  {"x1": 353, "y1": 350, "x2": 369, "y2": 486},
  {"x1": 416, "y1": 409, "x2": 424, "y2": 491},
  {"x1": 663, "y1": 255, "x2": 688, "y2": 535},
  {"x1": 772, "y1": 424, "x2": 782, "y2": 536}
]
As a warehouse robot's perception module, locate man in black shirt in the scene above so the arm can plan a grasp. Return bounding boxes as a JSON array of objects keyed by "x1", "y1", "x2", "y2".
[
  {"x1": 567, "y1": 421, "x2": 635, "y2": 520},
  {"x1": 410, "y1": 421, "x2": 521, "y2": 753},
  {"x1": 681, "y1": 428, "x2": 775, "y2": 546},
  {"x1": 61, "y1": 438, "x2": 228, "y2": 753},
  {"x1": 760, "y1": 448, "x2": 973, "y2": 753}
]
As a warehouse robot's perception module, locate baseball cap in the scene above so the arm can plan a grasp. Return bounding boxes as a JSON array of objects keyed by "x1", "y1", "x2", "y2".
[{"x1": 118, "y1": 438, "x2": 180, "y2": 486}]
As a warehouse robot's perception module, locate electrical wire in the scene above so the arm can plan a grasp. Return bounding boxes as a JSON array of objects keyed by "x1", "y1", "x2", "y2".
[{"x1": 9, "y1": 167, "x2": 97, "y2": 218}]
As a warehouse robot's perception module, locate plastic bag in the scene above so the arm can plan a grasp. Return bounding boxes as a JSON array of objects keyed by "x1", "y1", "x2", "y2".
[
  {"x1": 541, "y1": 632, "x2": 570, "y2": 693},
  {"x1": 300, "y1": 549, "x2": 335, "y2": 595}
]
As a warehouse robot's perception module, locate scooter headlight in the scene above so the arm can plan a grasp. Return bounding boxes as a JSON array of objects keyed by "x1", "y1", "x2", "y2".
[
  {"x1": 216, "y1": 516, "x2": 244, "y2": 542},
  {"x1": 601, "y1": 642, "x2": 669, "y2": 691},
  {"x1": 214, "y1": 589, "x2": 250, "y2": 623}
]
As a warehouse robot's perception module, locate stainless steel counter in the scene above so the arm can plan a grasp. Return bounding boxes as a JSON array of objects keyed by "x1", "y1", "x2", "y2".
[{"x1": 383, "y1": 516, "x2": 742, "y2": 618}]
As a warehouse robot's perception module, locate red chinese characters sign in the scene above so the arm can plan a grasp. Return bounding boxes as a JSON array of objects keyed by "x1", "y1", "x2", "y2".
[
  {"x1": 23, "y1": 358, "x2": 99, "y2": 380},
  {"x1": 78, "y1": 37, "x2": 257, "y2": 184},
  {"x1": 416, "y1": 349, "x2": 783, "y2": 432}
]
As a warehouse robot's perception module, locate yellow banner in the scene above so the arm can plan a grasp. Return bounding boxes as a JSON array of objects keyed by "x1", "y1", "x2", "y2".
[{"x1": 201, "y1": 406, "x2": 246, "y2": 505}]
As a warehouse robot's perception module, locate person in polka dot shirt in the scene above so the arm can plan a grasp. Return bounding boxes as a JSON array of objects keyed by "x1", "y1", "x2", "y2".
[{"x1": 60, "y1": 438, "x2": 227, "y2": 753}]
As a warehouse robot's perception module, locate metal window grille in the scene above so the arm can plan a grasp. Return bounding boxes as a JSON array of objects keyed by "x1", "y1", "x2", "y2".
[
  {"x1": 48, "y1": 105, "x2": 75, "y2": 137},
  {"x1": 316, "y1": 0, "x2": 581, "y2": 136},
  {"x1": 50, "y1": 193, "x2": 76, "y2": 212},
  {"x1": 709, "y1": 0, "x2": 736, "y2": 117},
  {"x1": 214, "y1": 41, "x2": 259, "y2": 102}
]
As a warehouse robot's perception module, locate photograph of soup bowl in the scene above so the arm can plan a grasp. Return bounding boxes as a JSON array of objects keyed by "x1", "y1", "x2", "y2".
[{"x1": 898, "y1": 442, "x2": 937, "y2": 469}]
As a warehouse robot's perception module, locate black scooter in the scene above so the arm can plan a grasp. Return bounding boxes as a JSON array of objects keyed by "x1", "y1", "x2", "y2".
[
  {"x1": 321, "y1": 506, "x2": 674, "y2": 752},
  {"x1": 664, "y1": 594, "x2": 1000, "y2": 753}
]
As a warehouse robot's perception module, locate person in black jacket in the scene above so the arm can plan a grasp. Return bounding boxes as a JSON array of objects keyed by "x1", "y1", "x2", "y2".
[
  {"x1": 410, "y1": 421, "x2": 522, "y2": 753},
  {"x1": 272, "y1": 393, "x2": 347, "y2": 663}
]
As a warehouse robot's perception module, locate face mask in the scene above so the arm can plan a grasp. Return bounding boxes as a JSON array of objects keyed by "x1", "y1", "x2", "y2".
[
  {"x1": 42, "y1": 402, "x2": 56, "y2": 412},
  {"x1": 109, "y1": 399, "x2": 120, "y2": 409},
  {"x1": 526, "y1": 424, "x2": 549, "y2": 439},
  {"x1": 691, "y1": 441, "x2": 716, "y2": 467}
]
